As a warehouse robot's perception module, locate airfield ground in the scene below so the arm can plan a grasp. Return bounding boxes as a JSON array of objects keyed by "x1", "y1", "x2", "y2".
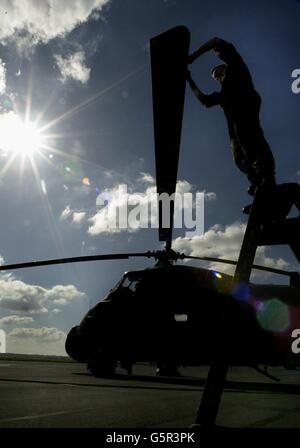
[{"x1": 0, "y1": 355, "x2": 300, "y2": 428}]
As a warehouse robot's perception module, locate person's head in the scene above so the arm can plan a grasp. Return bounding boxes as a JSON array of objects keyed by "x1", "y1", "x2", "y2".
[{"x1": 211, "y1": 64, "x2": 227, "y2": 83}]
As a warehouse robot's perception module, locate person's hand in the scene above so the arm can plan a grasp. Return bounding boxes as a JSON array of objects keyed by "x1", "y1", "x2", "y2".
[
  {"x1": 185, "y1": 69, "x2": 192, "y2": 81},
  {"x1": 187, "y1": 54, "x2": 195, "y2": 65}
]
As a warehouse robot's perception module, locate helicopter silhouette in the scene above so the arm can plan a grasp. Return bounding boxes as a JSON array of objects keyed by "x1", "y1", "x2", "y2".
[{"x1": 0, "y1": 26, "x2": 299, "y2": 382}]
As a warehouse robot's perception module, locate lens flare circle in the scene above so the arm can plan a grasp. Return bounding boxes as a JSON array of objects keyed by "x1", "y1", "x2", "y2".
[{"x1": 256, "y1": 298, "x2": 290, "y2": 332}]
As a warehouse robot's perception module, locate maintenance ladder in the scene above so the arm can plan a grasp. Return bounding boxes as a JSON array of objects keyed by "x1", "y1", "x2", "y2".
[{"x1": 195, "y1": 182, "x2": 300, "y2": 428}]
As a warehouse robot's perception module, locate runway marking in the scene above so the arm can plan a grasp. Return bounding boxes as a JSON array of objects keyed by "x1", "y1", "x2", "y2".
[
  {"x1": 0, "y1": 377, "x2": 204, "y2": 393},
  {"x1": 0, "y1": 407, "x2": 97, "y2": 423}
]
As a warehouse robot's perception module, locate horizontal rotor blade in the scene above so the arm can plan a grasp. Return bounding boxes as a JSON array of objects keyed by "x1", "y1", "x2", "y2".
[
  {"x1": 183, "y1": 255, "x2": 294, "y2": 277},
  {"x1": 0, "y1": 252, "x2": 154, "y2": 271}
]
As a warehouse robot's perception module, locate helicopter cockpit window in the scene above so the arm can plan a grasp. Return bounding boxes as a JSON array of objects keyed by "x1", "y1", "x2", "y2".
[{"x1": 119, "y1": 275, "x2": 140, "y2": 292}]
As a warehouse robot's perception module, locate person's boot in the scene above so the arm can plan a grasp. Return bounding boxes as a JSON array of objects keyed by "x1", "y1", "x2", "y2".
[
  {"x1": 242, "y1": 204, "x2": 252, "y2": 215},
  {"x1": 243, "y1": 188, "x2": 278, "y2": 221},
  {"x1": 247, "y1": 183, "x2": 257, "y2": 196}
]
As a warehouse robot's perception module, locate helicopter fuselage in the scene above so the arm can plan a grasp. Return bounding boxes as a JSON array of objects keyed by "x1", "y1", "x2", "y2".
[{"x1": 65, "y1": 265, "x2": 300, "y2": 374}]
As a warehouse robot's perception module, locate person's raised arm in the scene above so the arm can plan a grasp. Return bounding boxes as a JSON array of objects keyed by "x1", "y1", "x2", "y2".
[
  {"x1": 186, "y1": 70, "x2": 220, "y2": 108},
  {"x1": 188, "y1": 37, "x2": 223, "y2": 64},
  {"x1": 185, "y1": 70, "x2": 207, "y2": 104}
]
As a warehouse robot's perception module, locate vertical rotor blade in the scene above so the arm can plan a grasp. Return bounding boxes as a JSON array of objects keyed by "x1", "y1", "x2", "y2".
[{"x1": 150, "y1": 26, "x2": 190, "y2": 244}]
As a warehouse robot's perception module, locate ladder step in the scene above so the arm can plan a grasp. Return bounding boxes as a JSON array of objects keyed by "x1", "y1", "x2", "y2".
[{"x1": 259, "y1": 218, "x2": 300, "y2": 246}]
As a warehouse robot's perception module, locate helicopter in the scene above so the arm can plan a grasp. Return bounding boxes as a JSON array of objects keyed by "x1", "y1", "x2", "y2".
[{"x1": 0, "y1": 26, "x2": 299, "y2": 380}]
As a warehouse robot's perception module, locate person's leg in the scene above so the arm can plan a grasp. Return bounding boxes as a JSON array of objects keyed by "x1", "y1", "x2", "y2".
[
  {"x1": 233, "y1": 114, "x2": 276, "y2": 188},
  {"x1": 230, "y1": 137, "x2": 256, "y2": 181},
  {"x1": 236, "y1": 116, "x2": 278, "y2": 218}
]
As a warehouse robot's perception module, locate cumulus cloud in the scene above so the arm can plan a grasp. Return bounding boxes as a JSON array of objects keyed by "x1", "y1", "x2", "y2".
[
  {"x1": 52, "y1": 308, "x2": 62, "y2": 314},
  {"x1": 172, "y1": 221, "x2": 290, "y2": 276},
  {"x1": 137, "y1": 172, "x2": 155, "y2": 185},
  {"x1": 54, "y1": 51, "x2": 91, "y2": 84},
  {"x1": 0, "y1": 1, "x2": 110, "y2": 53},
  {"x1": 0, "y1": 315, "x2": 34, "y2": 326},
  {"x1": 205, "y1": 191, "x2": 217, "y2": 201},
  {"x1": 0, "y1": 278, "x2": 48, "y2": 313},
  {"x1": 73, "y1": 211, "x2": 86, "y2": 223},
  {"x1": 175, "y1": 180, "x2": 192, "y2": 194},
  {"x1": 0, "y1": 59, "x2": 6, "y2": 94},
  {"x1": 8, "y1": 326, "x2": 66, "y2": 342},
  {"x1": 174, "y1": 180, "x2": 215, "y2": 201},
  {"x1": 61, "y1": 206, "x2": 86, "y2": 224},
  {"x1": 44, "y1": 285, "x2": 85, "y2": 305},
  {"x1": 60, "y1": 205, "x2": 72, "y2": 219},
  {"x1": 6, "y1": 326, "x2": 67, "y2": 355},
  {"x1": 0, "y1": 275, "x2": 86, "y2": 313}
]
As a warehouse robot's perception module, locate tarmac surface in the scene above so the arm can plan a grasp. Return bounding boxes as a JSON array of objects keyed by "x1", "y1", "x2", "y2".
[{"x1": 0, "y1": 356, "x2": 300, "y2": 428}]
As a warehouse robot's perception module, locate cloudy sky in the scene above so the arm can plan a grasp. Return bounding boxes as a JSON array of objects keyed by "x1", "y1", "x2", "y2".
[{"x1": 0, "y1": 0, "x2": 299, "y2": 355}]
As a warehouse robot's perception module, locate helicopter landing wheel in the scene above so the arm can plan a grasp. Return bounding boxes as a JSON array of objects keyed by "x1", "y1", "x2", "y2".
[{"x1": 88, "y1": 350, "x2": 116, "y2": 378}]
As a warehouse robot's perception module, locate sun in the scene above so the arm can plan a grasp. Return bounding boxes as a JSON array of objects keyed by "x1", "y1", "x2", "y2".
[{"x1": 0, "y1": 112, "x2": 44, "y2": 157}]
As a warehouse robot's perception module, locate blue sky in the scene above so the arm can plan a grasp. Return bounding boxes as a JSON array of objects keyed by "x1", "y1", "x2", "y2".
[{"x1": 0, "y1": 0, "x2": 299, "y2": 355}]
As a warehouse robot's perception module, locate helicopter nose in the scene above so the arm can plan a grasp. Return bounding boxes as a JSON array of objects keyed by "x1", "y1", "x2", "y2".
[{"x1": 65, "y1": 325, "x2": 87, "y2": 362}]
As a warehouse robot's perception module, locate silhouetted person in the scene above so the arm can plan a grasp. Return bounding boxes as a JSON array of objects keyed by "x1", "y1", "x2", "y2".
[{"x1": 186, "y1": 37, "x2": 276, "y2": 195}]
